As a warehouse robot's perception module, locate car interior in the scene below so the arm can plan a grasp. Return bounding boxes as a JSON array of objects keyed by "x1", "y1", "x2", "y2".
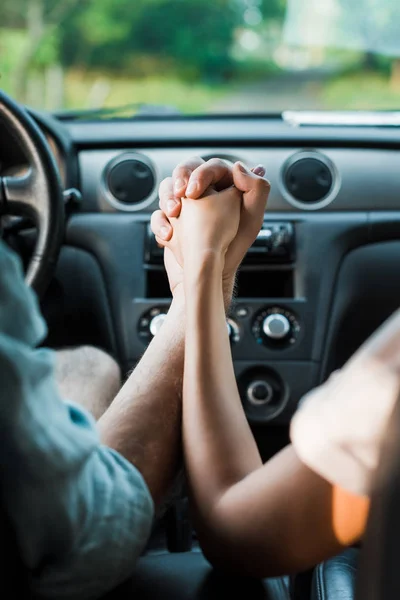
[
  {"x1": 2, "y1": 85, "x2": 400, "y2": 600},
  {"x1": 2, "y1": 0, "x2": 400, "y2": 598}
]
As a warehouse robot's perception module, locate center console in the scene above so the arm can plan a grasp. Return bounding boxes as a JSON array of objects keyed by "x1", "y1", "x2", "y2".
[{"x1": 132, "y1": 220, "x2": 318, "y2": 428}]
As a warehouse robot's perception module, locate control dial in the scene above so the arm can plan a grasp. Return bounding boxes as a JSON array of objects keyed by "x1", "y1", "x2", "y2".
[
  {"x1": 149, "y1": 313, "x2": 167, "y2": 336},
  {"x1": 246, "y1": 380, "x2": 274, "y2": 406},
  {"x1": 138, "y1": 306, "x2": 169, "y2": 344},
  {"x1": 139, "y1": 309, "x2": 240, "y2": 346},
  {"x1": 227, "y1": 318, "x2": 241, "y2": 344},
  {"x1": 263, "y1": 313, "x2": 291, "y2": 340},
  {"x1": 253, "y1": 306, "x2": 300, "y2": 348}
]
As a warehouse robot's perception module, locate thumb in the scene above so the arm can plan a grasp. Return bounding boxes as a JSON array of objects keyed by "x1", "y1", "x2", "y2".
[{"x1": 232, "y1": 161, "x2": 270, "y2": 225}]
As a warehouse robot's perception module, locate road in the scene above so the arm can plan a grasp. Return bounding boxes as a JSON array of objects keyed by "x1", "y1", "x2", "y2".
[{"x1": 211, "y1": 70, "x2": 331, "y2": 113}]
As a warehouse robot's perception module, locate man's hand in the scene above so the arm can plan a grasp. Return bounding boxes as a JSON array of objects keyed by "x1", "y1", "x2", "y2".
[
  {"x1": 150, "y1": 157, "x2": 270, "y2": 296},
  {"x1": 151, "y1": 178, "x2": 184, "y2": 297}
]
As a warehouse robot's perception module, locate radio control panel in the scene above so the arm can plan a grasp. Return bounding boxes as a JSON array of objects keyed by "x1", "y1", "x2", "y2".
[
  {"x1": 132, "y1": 218, "x2": 316, "y2": 426},
  {"x1": 145, "y1": 221, "x2": 295, "y2": 265}
]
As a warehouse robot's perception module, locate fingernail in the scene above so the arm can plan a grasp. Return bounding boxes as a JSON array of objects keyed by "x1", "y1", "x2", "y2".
[
  {"x1": 237, "y1": 162, "x2": 249, "y2": 174},
  {"x1": 174, "y1": 178, "x2": 185, "y2": 193},
  {"x1": 186, "y1": 181, "x2": 198, "y2": 197},
  {"x1": 253, "y1": 164, "x2": 266, "y2": 177},
  {"x1": 160, "y1": 226, "x2": 170, "y2": 239},
  {"x1": 167, "y1": 199, "x2": 177, "y2": 213}
]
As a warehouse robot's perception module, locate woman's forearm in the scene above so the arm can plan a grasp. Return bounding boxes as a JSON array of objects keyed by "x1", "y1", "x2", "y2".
[
  {"x1": 183, "y1": 260, "x2": 368, "y2": 576},
  {"x1": 183, "y1": 253, "x2": 262, "y2": 512}
]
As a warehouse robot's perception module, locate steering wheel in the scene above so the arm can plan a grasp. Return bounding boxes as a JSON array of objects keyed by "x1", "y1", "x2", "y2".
[{"x1": 0, "y1": 90, "x2": 64, "y2": 295}]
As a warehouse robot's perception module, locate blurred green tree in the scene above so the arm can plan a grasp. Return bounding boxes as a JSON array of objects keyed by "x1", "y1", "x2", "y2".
[
  {"x1": 60, "y1": 0, "x2": 240, "y2": 81},
  {"x1": 1, "y1": 0, "x2": 84, "y2": 102}
]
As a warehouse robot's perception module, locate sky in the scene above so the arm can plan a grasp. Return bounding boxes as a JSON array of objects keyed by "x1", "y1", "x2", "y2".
[{"x1": 284, "y1": 0, "x2": 400, "y2": 57}]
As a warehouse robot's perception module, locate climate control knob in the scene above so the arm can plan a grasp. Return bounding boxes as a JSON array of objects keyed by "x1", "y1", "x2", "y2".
[
  {"x1": 149, "y1": 313, "x2": 167, "y2": 336},
  {"x1": 227, "y1": 318, "x2": 240, "y2": 344},
  {"x1": 262, "y1": 313, "x2": 291, "y2": 340},
  {"x1": 252, "y1": 306, "x2": 300, "y2": 348},
  {"x1": 138, "y1": 306, "x2": 170, "y2": 345}
]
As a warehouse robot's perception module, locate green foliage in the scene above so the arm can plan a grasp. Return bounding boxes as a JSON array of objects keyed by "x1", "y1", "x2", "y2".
[
  {"x1": 64, "y1": 71, "x2": 234, "y2": 113},
  {"x1": 259, "y1": 0, "x2": 286, "y2": 20},
  {"x1": 0, "y1": 29, "x2": 26, "y2": 93},
  {"x1": 1, "y1": 0, "x2": 399, "y2": 112},
  {"x1": 33, "y1": 31, "x2": 59, "y2": 68},
  {"x1": 0, "y1": 0, "x2": 27, "y2": 27},
  {"x1": 60, "y1": 0, "x2": 239, "y2": 81},
  {"x1": 132, "y1": 0, "x2": 239, "y2": 81},
  {"x1": 322, "y1": 70, "x2": 400, "y2": 109}
]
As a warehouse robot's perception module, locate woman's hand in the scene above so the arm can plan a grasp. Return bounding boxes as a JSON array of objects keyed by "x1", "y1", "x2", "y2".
[
  {"x1": 158, "y1": 186, "x2": 242, "y2": 274},
  {"x1": 151, "y1": 158, "x2": 270, "y2": 296}
]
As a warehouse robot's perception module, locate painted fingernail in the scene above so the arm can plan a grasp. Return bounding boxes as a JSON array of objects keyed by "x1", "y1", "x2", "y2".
[
  {"x1": 160, "y1": 226, "x2": 170, "y2": 239},
  {"x1": 237, "y1": 162, "x2": 249, "y2": 174},
  {"x1": 253, "y1": 164, "x2": 266, "y2": 177},
  {"x1": 167, "y1": 199, "x2": 177, "y2": 213},
  {"x1": 174, "y1": 178, "x2": 185, "y2": 193},
  {"x1": 186, "y1": 181, "x2": 198, "y2": 197}
]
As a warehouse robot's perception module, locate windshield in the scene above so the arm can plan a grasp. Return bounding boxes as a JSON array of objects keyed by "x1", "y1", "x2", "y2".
[{"x1": 1, "y1": 0, "x2": 399, "y2": 116}]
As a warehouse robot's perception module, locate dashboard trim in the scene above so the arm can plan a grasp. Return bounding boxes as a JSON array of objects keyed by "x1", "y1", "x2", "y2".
[
  {"x1": 279, "y1": 150, "x2": 341, "y2": 211},
  {"x1": 101, "y1": 151, "x2": 159, "y2": 213}
]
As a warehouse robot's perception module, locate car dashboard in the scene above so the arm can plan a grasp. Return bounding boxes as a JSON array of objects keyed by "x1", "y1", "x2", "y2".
[{"x1": 25, "y1": 112, "x2": 400, "y2": 460}]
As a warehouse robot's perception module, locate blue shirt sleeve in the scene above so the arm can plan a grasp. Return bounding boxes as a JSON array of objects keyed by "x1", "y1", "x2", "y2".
[{"x1": 0, "y1": 242, "x2": 154, "y2": 599}]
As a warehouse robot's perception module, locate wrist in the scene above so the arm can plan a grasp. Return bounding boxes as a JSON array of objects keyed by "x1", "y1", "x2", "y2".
[
  {"x1": 171, "y1": 282, "x2": 185, "y2": 305},
  {"x1": 184, "y1": 251, "x2": 225, "y2": 295},
  {"x1": 185, "y1": 249, "x2": 225, "y2": 280},
  {"x1": 223, "y1": 272, "x2": 237, "y2": 312}
]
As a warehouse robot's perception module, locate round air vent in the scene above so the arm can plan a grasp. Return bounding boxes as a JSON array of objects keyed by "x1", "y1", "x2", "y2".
[
  {"x1": 281, "y1": 152, "x2": 339, "y2": 210},
  {"x1": 103, "y1": 153, "x2": 157, "y2": 211}
]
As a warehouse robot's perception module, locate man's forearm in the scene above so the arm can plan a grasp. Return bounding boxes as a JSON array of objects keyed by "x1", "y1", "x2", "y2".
[{"x1": 98, "y1": 293, "x2": 185, "y2": 506}]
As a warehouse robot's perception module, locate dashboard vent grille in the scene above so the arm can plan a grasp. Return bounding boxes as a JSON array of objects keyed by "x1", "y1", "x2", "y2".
[
  {"x1": 284, "y1": 157, "x2": 333, "y2": 204},
  {"x1": 106, "y1": 158, "x2": 155, "y2": 205}
]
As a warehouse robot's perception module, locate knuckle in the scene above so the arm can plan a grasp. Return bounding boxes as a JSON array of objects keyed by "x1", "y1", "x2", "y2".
[
  {"x1": 172, "y1": 163, "x2": 191, "y2": 178},
  {"x1": 158, "y1": 179, "x2": 173, "y2": 203},
  {"x1": 190, "y1": 155, "x2": 205, "y2": 167},
  {"x1": 207, "y1": 157, "x2": 228, "y2": 170},
  {"x1": 194, "y1": 168, "x2": 208, "y2": 185},
  {"x1": 150, "y1": 217, "x2": 157, "y2": 234},
  {"x1": 159, "y1": 176, "x2": 172, "y2": 193},
  {"x1": 255, "y1": 176, "x2": 271, "y2": 194},
  {"x1": 158, "y1": 194, "x2": 165, "y2": 209},
  {"x1": 160, "y1": 176, "x2": 172, "y2": 186},
  {"x1": 150, "y1": 210, "x2": 162, "y2": 230}
]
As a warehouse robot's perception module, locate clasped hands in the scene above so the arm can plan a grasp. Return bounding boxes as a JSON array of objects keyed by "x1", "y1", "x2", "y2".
[{"x1": 150, "y1": 157, "x2": 270, "y2": 301}]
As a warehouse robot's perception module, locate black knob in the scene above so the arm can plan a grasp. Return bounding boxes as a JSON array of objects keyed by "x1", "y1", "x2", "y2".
[{"x1": 247, "y1": 380, "x2": 274, "y2": 406}]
